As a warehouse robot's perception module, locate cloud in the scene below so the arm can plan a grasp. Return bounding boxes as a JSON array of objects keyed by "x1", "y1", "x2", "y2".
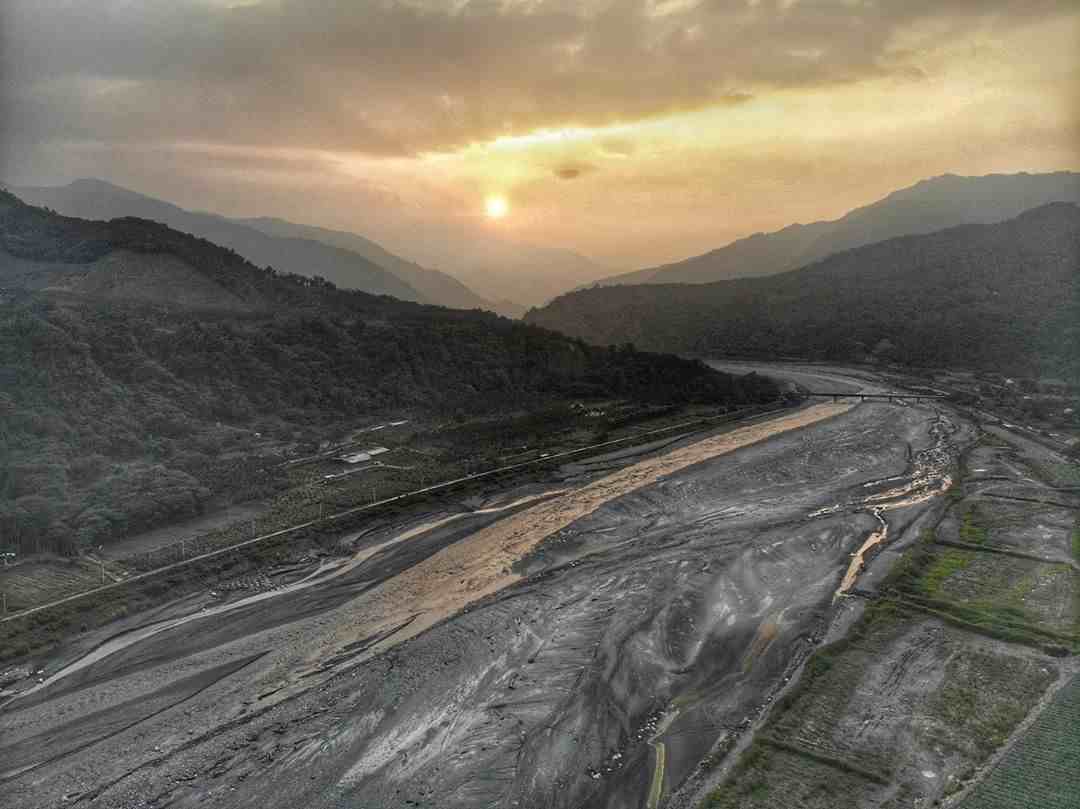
[
  {"x1": 1, "y1": 0, "x2": 1071, "y2": 165},
  {"x1": 553, "y1": 162, "x2": 598, "y2": 180}
]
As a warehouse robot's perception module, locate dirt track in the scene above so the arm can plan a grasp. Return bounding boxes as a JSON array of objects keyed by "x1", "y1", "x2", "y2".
[{"x1": 0, "y1": 366, "x2": 960, "y2": 809}]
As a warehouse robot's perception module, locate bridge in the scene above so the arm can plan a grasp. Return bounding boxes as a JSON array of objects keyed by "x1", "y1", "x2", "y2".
[{"x1": 805, "y1": 391, "x2": 948, "y2": 404}]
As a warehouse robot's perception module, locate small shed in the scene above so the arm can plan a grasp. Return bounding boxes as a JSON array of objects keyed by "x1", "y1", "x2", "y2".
[{"x1": 338, "y1": 447, "x2": 390, "y2": 464}]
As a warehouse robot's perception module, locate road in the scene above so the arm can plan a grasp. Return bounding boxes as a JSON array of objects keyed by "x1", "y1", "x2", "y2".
[
  {"x1": 1, "y1": 402, "x2": 786, "y2": 625},
  {"x1": 0, "y1": 364, "x2": 960, "y2": 809}
]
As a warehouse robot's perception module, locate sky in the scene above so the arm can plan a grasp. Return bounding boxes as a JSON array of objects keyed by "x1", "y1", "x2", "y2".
[{"x1": 1, "y1": 0, "x2": 1078, "y2": 270}]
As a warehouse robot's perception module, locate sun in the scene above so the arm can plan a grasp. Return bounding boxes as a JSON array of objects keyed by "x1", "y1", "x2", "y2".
[{"x1": 484, "y1": 195, "x2": 509, "y2": 219}]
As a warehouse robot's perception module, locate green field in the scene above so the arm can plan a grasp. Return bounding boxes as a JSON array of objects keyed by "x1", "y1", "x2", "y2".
[
  {"x1": 882, "y1": 527, "x2": 1079, "y2": 654},
  {"x1": 702, "y1": 741, "x2": 884, "y2": 809},
  {"x1": 960, "y1": 675, "x2": 1080, "y2": 809}
]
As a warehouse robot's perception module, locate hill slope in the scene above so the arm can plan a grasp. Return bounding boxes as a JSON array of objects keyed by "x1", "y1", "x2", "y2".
[
  {"x1": 596, "y1": 172, "x2": 1080, "y2": 287},
  {"x1": 10, "y1": 179, "x2": 431, "y2": 303},
  {"x1": 0, "y1": 190, "x2": 778, "y2": 555},
  {"x1": 528, "y1": 203, "x2": 1080, "y2": 380}
]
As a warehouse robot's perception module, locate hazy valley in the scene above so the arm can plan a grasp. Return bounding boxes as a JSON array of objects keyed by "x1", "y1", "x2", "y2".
[
  {"x1": 1, "y1": 2, "x2": 1078, "y2": 804},
  {"x1": 1, "y1": 172, "x2": 1078, "y2": 808}
]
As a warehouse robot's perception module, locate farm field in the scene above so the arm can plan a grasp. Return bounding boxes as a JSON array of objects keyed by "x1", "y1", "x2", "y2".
[
  {"x1": 0, "y1": 557, "x2": 125, "y2": 614},
  {"x1": 959, "y1": 674, "x2": 1080, "y2": 809},
  {"x1": 700, "y1": 603, "x2": 1059, "y2": 809},
  {"x1": 691, "y1": 406, "x2": 1080, "y2": 809}
]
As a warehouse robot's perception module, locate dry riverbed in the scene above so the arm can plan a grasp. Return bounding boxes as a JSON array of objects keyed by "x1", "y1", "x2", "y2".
[{"x1": 0, "y1": 369, "x2": 973, "y2": 809}]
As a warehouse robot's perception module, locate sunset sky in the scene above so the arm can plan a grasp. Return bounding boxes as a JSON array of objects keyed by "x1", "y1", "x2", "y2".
[{"x1": 2, "y1": 0, "x2": 1078, "y2": 270}]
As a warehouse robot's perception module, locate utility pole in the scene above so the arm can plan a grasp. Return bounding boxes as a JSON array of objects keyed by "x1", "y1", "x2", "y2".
[
  {"x1": 2, "y1": 592, "x2": 6, "y2": 617},
  {"x1": 101, "y1": 559, "x2": 106, "y2": 585}
]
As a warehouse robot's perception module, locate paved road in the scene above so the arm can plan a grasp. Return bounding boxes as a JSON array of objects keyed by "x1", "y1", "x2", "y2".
[{"x1": 1, "y1": 403, "x2": 783, "y2": 625}]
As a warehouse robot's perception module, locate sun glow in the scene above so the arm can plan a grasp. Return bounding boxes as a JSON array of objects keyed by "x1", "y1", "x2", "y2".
[{"x1": 485, "y1": 195, "x2": 509, "y2": 219}]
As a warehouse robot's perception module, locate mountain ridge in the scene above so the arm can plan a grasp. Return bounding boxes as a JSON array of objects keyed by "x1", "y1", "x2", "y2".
[
  {"x1": 527, "y1": 202, "x2": 1080, "y2": 381},
  {"x1": 7, "y1": 178, "x2": 523, "y2": 315},
  {"x1": 591, "y1": 171, "x2": 1080, "y2": 288},
  {"x1": 235, "y1": 214, "x2": 525, "y2": 317}
]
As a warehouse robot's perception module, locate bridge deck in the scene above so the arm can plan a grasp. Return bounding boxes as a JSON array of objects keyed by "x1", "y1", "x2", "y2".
[{"x1": 805, "y1": 391, "x2": 947, "y2": 403}]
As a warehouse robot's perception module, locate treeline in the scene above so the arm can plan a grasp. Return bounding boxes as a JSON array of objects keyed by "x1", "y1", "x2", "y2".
[
  {"x1": 526, "y1": 204, "x2": 1080, "y2": 381},
  {"x1": 0, "y1": 190, "x2": 778, "y2": 555}
]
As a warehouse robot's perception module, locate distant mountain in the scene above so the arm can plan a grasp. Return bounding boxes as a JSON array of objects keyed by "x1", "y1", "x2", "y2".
[
  {"x1": 594, "y1": 172, "x2": 1080, "y2": 288},
  {"x1": 445, "y1": 243, "x2": 610, "y2": 311},
  {"x1": 527, "y1": 203, "x2": 1080, "y2": 380},
  {"x1": 236, "y1": 216, "x2": 523, "y2": 317},
  {"x1": 0, "y1": 188, "x2": 778, "y2": 555},
  {"x1": 11, "y1": 178, "x2": 615, "y2": 312},
  {"x1": 9, "y1": 179, "x2": 509, "y2": 312},
  {"x1": 0, "y1": 190, "x2": 298, "y2": 311},
  {"x1": 365, "y1": 223, "x2": 614, "y2": 308}
]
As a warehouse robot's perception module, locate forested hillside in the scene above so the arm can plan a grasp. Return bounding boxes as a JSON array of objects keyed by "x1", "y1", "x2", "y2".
[
  {"x1": 528, "y1": 203, "x2": 1080, "y2": 379},
  {"x1": 0, "y1": 191, "x2": 777, "y2": 556}
]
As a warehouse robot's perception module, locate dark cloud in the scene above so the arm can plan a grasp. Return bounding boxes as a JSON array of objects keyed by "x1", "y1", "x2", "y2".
[
  {"x1": 0, "y1": 0, "x2": 1072, "y2": 166},
  {"x1": 554, "y1": 162, "x2": 598, "y2": 180}
]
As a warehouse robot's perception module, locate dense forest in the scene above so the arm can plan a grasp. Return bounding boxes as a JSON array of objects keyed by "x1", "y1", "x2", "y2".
[
  {"x1": 0, "y1": 190, "x2": 778, "y2": 556},
  {"x1": 528, "y1": 204, "x2": 1080, "y2": 381}
]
